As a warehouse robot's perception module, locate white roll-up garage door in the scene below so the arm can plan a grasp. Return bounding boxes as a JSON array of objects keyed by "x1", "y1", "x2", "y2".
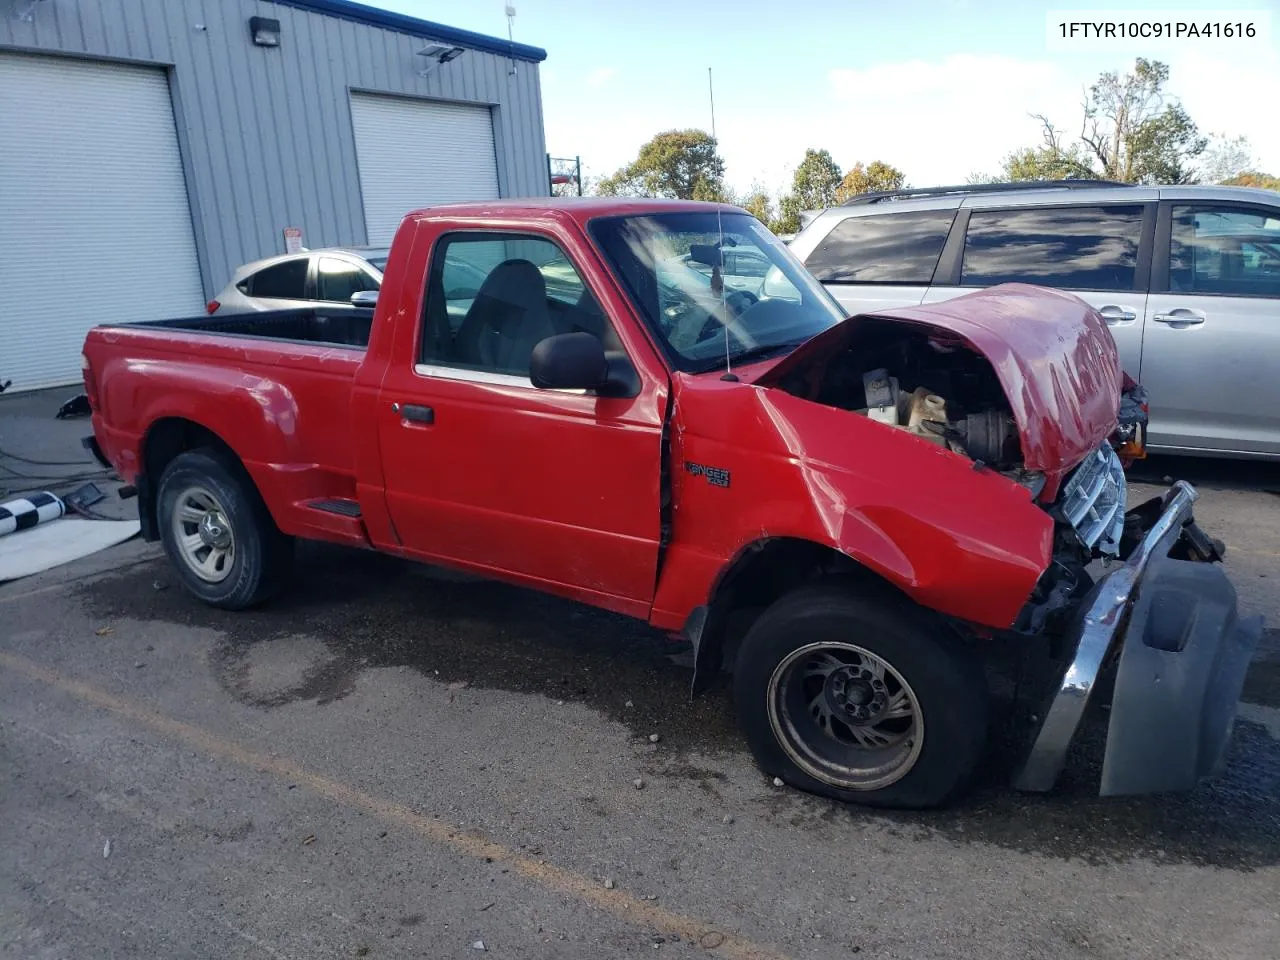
[
  {"x1": 350, "y1": 93, "x2": 500, "y2": 245},
  {"x1": 0, "y1": 53, "x2": 204, "y2": 392}
]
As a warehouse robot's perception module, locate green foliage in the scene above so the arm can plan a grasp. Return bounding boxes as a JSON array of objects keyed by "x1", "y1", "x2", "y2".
[
  {"x1": 835, "y1": 161, "x2": 906, "y2": 201},
  {"x1": 791, "y1": 149, "x2": 844, "y2": 209},
  {"x1": 1125, "y1": 102, "x2": 1206, "y2": 184},
  {"x1": 773, "y1": 149, "x2": 844, "y2": 234},
  {"x1": 774, "y1": 194, "x2": 803, "y2": 235},
  {"x1": 999, "y1": 141, "x2": 1095, "y2": 182},
  {"x1": 1222, "y1": 171, "x2": 1280, "y2": 191},
  {"x1": 596, "y1": 129, "x2": 727, "y2": 200},
  {"x1": 1198, "y1": 134, "x2": 1253, "y2": 185},
  {"x1": 976, "y1": 59, "x2": 1211, "y2": 186},
  {"x1": 737, "y1": 184, "x2": 775, "y2": 226}
]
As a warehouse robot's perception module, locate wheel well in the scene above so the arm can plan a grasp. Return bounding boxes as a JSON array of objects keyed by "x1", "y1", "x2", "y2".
[
  {"x1": 138, "y1": 418, "x2": 245, "y2": 540},
  {"x1": 690, "y1": 538, "x2": 906, "y2": 693}
]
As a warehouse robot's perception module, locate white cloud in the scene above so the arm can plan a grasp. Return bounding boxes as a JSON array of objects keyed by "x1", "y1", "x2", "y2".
[
  {"x1": 822, "y1": 54, "x2": 1086, "y2": 186},
  {"x1": 1164, "y1": 48, "x2": 1280, "y2": 177},
  {"x1": 585, "y1": 67, "x2": 617, "y2": 88}
]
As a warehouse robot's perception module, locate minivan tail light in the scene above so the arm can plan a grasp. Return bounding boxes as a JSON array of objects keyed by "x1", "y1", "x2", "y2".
[{"x1": 206, "y1": 300, "x2": 220, "y2": 314}]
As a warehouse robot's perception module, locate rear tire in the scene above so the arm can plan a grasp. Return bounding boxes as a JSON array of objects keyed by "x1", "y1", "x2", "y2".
[
  {"x1": 156, "y1": 449, "x2": 293, "y2": 609},
  {"x1": 734, "y1": 582, "x2": 988, "y2": 809}
]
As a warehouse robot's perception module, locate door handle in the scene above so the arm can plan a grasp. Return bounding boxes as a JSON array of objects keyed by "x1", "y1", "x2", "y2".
[
  {"x1": 395, "y1": 403, "x2": 435, "y2": 424},
  {"x1": 1098, "y1": 305, "x2": 1137, "y2": 325},
  {"x1": 1152, "y1": 309, "x2": 1206, "y2": 326}
]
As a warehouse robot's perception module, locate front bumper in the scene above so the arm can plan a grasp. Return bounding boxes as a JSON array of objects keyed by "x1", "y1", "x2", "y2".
[{"x1": 1013, "y1": 480, "x2": 1264, "y2": 796}]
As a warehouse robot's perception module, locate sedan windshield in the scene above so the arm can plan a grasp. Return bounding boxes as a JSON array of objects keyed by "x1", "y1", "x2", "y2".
[{"x1": 589, "y1": 212, "x2": 846, "y2": 373}]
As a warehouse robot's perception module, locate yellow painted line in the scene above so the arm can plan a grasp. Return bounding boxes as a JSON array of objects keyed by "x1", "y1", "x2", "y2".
[{"x1": 0, "y1": 650, "x2": 788, "y2": 960}]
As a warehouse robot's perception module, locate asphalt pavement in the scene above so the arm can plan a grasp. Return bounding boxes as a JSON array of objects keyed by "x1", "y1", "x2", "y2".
[{"x1": 2, "y1": 393, "x2": 1279, "y2": 959}]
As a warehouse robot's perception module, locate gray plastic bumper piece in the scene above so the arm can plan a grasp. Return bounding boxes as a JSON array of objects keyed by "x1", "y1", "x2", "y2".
[
  {"x1": 1012, "y1": 480, "x2": 1263, "y2": 795},
  {"x1": 1101, "y1": 558, "x2": 1262, "y2": 795}
]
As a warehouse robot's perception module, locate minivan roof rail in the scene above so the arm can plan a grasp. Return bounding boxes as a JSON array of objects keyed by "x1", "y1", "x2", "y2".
[{"x1": 840, "y1": 179, "x2": 1133, "y2": 206}]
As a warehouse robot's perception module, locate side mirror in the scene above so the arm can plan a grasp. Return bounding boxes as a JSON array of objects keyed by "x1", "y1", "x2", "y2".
[
  {"x1": 350, "y1": 290, "x2": 379, "y2": 308},
  {"x1": 530, "y1": 332, "x2": 607, "y2": 391}
]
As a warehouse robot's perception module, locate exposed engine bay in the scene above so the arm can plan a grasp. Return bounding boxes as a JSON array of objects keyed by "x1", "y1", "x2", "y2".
[
  {"x1": 769, "y1": 314, "x2": 1153, "y2": 635},
  {"x1": 773, "y1": 317, "x2": 1025, "y2": 470}
]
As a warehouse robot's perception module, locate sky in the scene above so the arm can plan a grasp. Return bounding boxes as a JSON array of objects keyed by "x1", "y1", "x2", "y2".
[{"x1": 379, "y1": 0, "x2": 1280, "y2": 196}]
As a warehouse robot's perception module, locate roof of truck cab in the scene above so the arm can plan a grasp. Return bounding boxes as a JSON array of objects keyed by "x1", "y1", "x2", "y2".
[{"x1": 403, "y1": 198, "x2": 747, "y2": 225}]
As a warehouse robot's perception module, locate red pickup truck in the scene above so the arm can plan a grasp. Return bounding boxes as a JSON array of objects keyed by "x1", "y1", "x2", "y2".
[{"x1": 83, "y1": 198, "x2": 1261, "y2": 809}]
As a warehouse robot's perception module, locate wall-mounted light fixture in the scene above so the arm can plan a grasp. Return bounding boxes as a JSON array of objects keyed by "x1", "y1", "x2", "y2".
[
  {"x1": 416, "y1": 42, "x2": 466, "y2": 77},
  {"x1": 249, "y1": 16, "x2": 281, "y2": 48}
]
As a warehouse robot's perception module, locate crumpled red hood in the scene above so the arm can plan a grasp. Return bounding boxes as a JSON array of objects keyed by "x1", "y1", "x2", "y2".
[{"x1": 754, "y1": 283, "x2": 1122, "y2": 478}]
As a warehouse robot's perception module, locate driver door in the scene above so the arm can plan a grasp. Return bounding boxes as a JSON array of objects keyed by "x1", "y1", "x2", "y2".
[{"x1": 376, "y1": 229, "x2": 667, "y2": 617}]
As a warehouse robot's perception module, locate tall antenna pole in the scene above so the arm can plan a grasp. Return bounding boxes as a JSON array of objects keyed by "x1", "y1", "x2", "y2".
[
  {"x1": 505, "y1": 4, "x2": 517, "y2": 76},
  {"x1": 708, "y1": 67, "x2": 736, "y2": 381},
  {"x1": 708, "y1": 67, "x2": 717, "y2": 143}
]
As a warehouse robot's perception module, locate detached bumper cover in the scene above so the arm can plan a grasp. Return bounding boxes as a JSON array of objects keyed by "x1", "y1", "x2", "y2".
[{"x1": 1013, "y1": 480, "x2": 1264, "y2": 796}]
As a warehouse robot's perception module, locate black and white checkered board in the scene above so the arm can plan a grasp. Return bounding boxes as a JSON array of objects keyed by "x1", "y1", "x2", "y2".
[{"x1": 0, "y1": 492, "x2": 66, "y2": 537}]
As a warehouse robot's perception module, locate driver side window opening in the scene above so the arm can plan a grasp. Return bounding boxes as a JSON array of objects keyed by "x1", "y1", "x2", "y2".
[{"x1": 420, "y1": 232, "x2": 621, "y2": 377}]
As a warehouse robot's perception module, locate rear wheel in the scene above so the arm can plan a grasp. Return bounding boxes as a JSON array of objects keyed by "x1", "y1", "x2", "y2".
[
  {"x1": 734, "y1": 583, "x2": 988, "y2": 809},
  {"x1": 157, "y1": 449, "x2": 293, "y2": 609}
]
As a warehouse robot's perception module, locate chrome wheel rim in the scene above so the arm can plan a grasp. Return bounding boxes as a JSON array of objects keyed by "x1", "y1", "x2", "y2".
[
  {"x1": 767, "y1": 641, "x2": 923, "y2": 791},
  {"x1": 171, "y1": 486, "x2": 235, "y2": 583}
]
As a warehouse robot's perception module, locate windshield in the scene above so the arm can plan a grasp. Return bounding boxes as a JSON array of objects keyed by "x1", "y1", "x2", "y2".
[{"x1": 589, "y1": 212, "x2": 846, "y2": 373}]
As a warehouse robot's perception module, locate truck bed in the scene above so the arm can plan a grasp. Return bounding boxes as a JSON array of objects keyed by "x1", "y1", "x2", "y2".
[{"x1": 123, "y1": 307, "x2": 373, "y2": 349}]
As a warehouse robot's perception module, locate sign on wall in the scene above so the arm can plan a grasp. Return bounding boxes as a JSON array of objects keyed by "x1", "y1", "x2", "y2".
[{"x1": 283, "y1": 226, "x2": 303, "y2": 254}]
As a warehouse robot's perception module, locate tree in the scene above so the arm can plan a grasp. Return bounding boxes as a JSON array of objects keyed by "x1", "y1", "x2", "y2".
[
  {"x1": 835, "y1": 160, "x2": 906, "y2": 201},
  {"x1": 999, "y1": 134, "x2": 1095, "y2": 182},
  {"x1": 1222, "y1": 171, "x2": 1280, "y2": 192},
  {"x1": 774, "y1": 148, "x2": 843, "y2": 233},
  {"x1": 1122, "y1": 101, "x2": 1205, "y2": 184},
  {"x1": 1199, "y1": 134, "x2": 1254, "y2": 184},
  {"x1": 737, "y1": 184, "x2": 775, "y2": 226},
  {"x1": 976, "y1": 59, "x2": 1211, "y2": 185},
  {"x1": 596, "y1": 129, "x2": 726, "y2": 200},
  {"x1": 790, "y1": 149, "x2": 843, "y2": 210}
]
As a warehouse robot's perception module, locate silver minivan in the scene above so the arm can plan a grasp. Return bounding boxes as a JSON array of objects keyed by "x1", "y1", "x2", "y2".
[{"x1": 788, "y1": 181, "x2": 1280, "y2": 459}]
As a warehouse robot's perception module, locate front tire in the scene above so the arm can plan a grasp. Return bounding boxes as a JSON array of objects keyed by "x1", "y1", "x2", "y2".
[
  {"x1": 156, "y1": 449, "x2": 293, "y2": 609},
  {"x1": 734, "y1": 583, "x2": 988, "y2": 809}
]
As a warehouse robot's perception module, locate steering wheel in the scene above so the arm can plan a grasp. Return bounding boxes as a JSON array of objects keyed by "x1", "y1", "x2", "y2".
[{"x1": 693, "y1": 290, "x2": 760, "y2": 345}]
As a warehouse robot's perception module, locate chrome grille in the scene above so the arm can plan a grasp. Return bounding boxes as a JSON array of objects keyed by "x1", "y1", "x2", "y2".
[{"x1": 1059, "y1": 443, "x2": 1127, "y2": 556}]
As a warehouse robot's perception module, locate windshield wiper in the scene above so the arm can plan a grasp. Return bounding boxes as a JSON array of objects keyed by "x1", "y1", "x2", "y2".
[{"x1": 691, "y1": 339, "x2": 804, "y2": 374}]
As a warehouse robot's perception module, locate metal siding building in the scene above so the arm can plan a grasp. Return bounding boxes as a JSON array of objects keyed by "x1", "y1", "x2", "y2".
[{"x1": 0, "y1": 0, "x2": 548, "y2": 390}]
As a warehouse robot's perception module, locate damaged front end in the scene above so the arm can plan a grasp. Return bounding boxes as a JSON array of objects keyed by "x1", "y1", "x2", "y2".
[
  {"x1": 1014, "y1": 480, "x2": 1262, "y2": 796},
  {"x1": 1008, "y1": 388, "x2": 1259, "y2": 798},
  {"x1": 748, "y1": 287, "x2": 1260, "y2": 798}
]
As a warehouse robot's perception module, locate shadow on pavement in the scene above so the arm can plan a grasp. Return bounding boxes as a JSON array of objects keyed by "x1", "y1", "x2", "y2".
[{"x1": 77, "y1": 541, "x2": 1280, "y2": 870}]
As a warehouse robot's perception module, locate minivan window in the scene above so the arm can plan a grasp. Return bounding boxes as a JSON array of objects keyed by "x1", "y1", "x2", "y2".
[
  {"x1": 805, "y1": 211, "x2": 956, "y2": 284},
  {"x1": 1170, "y1": 205, "x2": 1280, "y2": 298},
  {"x1": 960, "y1": 205, "x2": 1145, "y2": 291},
  {"x1": 249, "y1": 258, "x2": 309, "y2": 299}
]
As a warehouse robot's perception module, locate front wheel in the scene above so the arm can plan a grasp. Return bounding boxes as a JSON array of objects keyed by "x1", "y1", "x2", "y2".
[{"x1": 734, "y1": 583, "x2": 988, "y2": 809}]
